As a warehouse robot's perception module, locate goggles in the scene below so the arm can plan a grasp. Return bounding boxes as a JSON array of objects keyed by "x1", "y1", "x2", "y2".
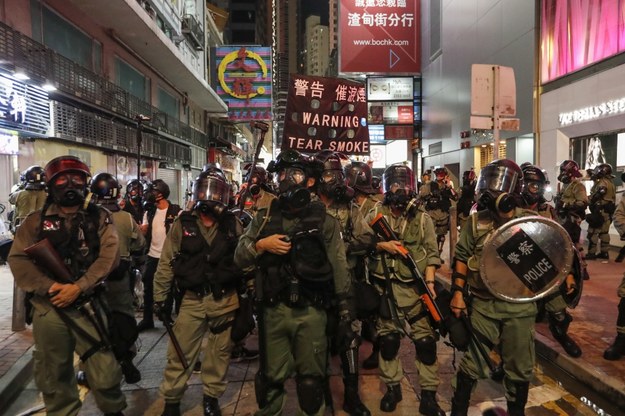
[
  {"x1": 278, "y1": 167, "x2": 306, "y2": 185},
  {"x1": 53, "y1": 173, "x2": 86, "y2": 188}
]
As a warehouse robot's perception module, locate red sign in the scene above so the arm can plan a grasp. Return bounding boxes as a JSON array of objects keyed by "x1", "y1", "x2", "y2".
[
  {"x1": 385, "y1": 125, "x2": 413, "y2": 140},
  {"x1": 282, "y1": 75, "x2": 370, "y2": 155},
  {"x1": 339, "y1": 0, "x2": 420, "y2": 74}
]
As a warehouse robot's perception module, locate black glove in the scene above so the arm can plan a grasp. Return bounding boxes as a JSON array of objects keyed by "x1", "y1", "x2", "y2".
[{"x1": 154, "y1": 301, "x2": 171, "y2": 323}]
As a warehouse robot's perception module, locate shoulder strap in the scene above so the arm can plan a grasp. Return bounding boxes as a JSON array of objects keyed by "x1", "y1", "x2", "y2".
[{"x1": 255, "y1": 198, "x2": 278, "y2": 239}]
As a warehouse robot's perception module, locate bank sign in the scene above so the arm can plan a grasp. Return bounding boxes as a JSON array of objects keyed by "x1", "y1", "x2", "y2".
[
  {"x1": 282, "y1": 75, "x2": 370, "y2": 155},
  {"x1": 0, "y1": 73, "x2": 50, "y2": 136},
  {"x1": 339, "y1": 0, "x2": 420, "y2": 74},
  {"x1": 216, "y1": 46, "x2": 272, "y2": 121}
]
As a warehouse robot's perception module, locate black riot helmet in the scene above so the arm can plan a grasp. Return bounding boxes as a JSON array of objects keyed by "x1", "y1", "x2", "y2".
[
  {"x1": 192, "y1": 166, "x2": 230, "y2": 218},
  {"x1": 267, "y1": 149, "x2": 313, "y2": 211},
  {"x1": 23, "y1": 165, "x2": 46, "y2": 190},
  {"x1": 557, "y1": 160, "x2": 582, "y2": 184},
  {"x1": 125, "y1": 179, "x2": 144, "y2": 203},
  {"x1": 314, "y1": 150, "x2": 354, "y2": 202},
  {"x1": 143, "y1": 178, "x2": 170, "y2": 210},
  {"x1": 461, "y1": 169, "x2": 476, "y2": 187},
  {"x1": 591, "y1": 163, "x2": 614, "y2": 180},
  {"x1": 344, "y1": 161, "x2": 376, "y2": 195},
  {"x1": 243, "y1": 164, "x2": 268, "y2": 196},
  {"x1": 44, "y1": 155, "x2": 91, "y2": 207},
  {"x1": 521, "y1": 165, "x2": 547, "y2": 206},
  {"x1": 90, "y1": 172, "x2": 122, "y2": 208},
  {"x1": 476, "y1": 159, "x2": 522, "y2": 214},
  {"x1": 383, "y1": 164, "x2": 418, "y2": 212},
  {"x1": 434, "y1": 166, "x2": 448, "y2": 181}
]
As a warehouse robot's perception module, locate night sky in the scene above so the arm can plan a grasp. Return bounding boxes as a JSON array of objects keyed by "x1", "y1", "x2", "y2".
[{"x1": 301, "y1": 1, "x2": 329, "y2": 25}]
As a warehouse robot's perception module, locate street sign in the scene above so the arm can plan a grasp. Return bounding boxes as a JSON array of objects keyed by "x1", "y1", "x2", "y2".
[{"x1": 339, "y1": 0, "x2": 421, "y2": 74}]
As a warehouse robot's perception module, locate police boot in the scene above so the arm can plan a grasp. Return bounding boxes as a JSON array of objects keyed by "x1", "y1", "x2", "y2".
[
  {"x1": 380, "y1": 383, "x2": 402, "y2": 412},
  {"x1": 506, "y1": 381, "x2": 529, "y2": 416},
  {"x1": 362, "y1": 341, "x2": 379, "y2": 369},
  {"x1": 419, "y1": 390, "x2": 445, "y2": 416},
  {"x1": 343, "y1": 375, "x2": 371, "y2": 416},
  {"x1": 615, "y1": 246, "x2": 625, "y2": 263},
  {"x1": 120, "y1": 359, "x2": 141, "y2": 384},
  {"x1": 203, "y1": 395, "x2": 221, "y2": 416},
  {"x1": 604, "y1": 333, "x2": 625, "y2": 360},
  {"x1": 548, "y1": 311, "x2": 582, "y2": 358},
  {"x1": 451, "y1": 371, "x2": 476, "y2": 416},
  {"x1": 160, "y1": 402, "x2": 181, "y2": 416},
  {"x1": 490, "y1": 362, "x2": 505, "y2": 382}
]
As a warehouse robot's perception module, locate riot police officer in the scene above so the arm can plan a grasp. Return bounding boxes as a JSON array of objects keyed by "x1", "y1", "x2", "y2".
[
  {"x1": 520, "y1": 165, "x2": 581, "y2": 357},
  {"x1": 315, "y1": 151, "x2": 375, "y2": 416},
  {"x1": 450, "y1": 160, "x2": 545, "y2": 416},
  {"x1": 238, "y1": 164, "x2": 276, "y2": 214},
  {"x1": 605, "y1": 191, "x2": 625, "y2": 360},
  {"x1": 419, "y1": 166, "x2": 458, "y2": 254},
  {"x1": 365, "y1": 163, "x2": 445, "y2": 415},
  {"x1": 9, "y1": 165, "x2": 47, "y2": 231},
  {"x1": 8, "y1": 155, "x2": 126, "y2": 416},
  {"x1": 90, "y1": 173, "x2": 146, "y2": 382},
  {"x1": 155, "y1": 166, "x2": 244, "y2": 416},
  {"x1": 138, "y1": 179, "x2": 181, "y2": 331},
  {"x1": 585, "y1": 163, "x2": 616, "y2": 260},
  {"x1": 555, "y1": 160, "x2": 588, "y2": 253},
  {"x1": 234, "y1": 149, "x2": 354, "y2": 416},
  {"x1": 456, "y1": 169, "x2": 477, "y2": 230},
  {"x1": 122, "y1": 179, "x2": 146, "y2": 225}
]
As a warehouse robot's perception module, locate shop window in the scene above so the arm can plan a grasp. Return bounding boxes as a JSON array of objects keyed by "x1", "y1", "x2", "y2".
[
  {"x1": 115, "y1": 58, "x2": 149, "y2": 101},
  {"x1": 479, "y1": 143, "x2": 507, "y2": 167}
]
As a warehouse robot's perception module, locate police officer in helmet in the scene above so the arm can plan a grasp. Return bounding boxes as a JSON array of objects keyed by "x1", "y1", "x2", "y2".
[
  {"x1": 155, "y1": 165, "x2": 244, "y2": 416},
  {"x1": 586, "y1": 163, "x2": 616, "y2": 260},
  {"x1": 122, "y1": 179, "x2": 145, "y2": 224},
  {"x1": 555, "y1": 160, "x2": 588, "y2": 254},
  {"x1": 450, "y1": 159, "x2": 540, "y2": 416},
  {"x1": 8, "y1": 155, "x2": 126, "y2": 416},
  {"x1": 235, "y1": 149, "x2": 353, "y2": 416},
  {"x1": 366, "y1": 163, "x2": 445, "y2": 415},
  {"x1": 9, "y1": 165, "x2": 47, "y2": 231}
]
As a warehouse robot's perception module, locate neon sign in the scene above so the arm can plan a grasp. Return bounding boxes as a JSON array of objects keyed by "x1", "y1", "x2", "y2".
[{"x1": 559, "y1": 97, "x2": 625, "y2": 126}]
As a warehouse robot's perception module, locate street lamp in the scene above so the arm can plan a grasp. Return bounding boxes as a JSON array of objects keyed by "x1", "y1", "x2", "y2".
[{"x1": 135, "y1": 114, "x2": 151, "y2": 179}]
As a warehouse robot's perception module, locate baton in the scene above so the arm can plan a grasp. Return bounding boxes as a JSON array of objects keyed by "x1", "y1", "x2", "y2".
[{"x1": 163, "y1": 319, "x2": 189, "y2": 370}]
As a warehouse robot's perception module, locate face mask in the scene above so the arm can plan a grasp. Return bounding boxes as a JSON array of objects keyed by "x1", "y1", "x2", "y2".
[
  {"x1": 384, "y1": 189, "x2": 414, "y2": 211},
  {"x1": 558, "y1": 173, "x2": 571, "y2": 184},
  {"x1": 50, "y1": 174, "x2": 87, "y2": 207},
  {"x1": 196, "y1": 200, "x2": 225, "y2": 218},
  {"x1": 478, "y1": 190, "x2": 517, "y2": 213}
]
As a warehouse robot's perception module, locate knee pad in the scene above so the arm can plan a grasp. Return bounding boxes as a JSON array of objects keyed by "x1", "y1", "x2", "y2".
[
  {"x1": 414, "y1": 335, "x2": 437, "y2": 365},
  {"x1": 379, "y1": 332, "x2": 401, "y2": 361},
  {"x1": 296, "y1": 375, "x2": 324, "y2": 415}
]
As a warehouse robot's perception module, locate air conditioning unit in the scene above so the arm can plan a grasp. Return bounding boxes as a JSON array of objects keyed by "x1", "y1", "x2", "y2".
[{"x1": 181, "y1": 15, "x2": 205, "y2": 51}]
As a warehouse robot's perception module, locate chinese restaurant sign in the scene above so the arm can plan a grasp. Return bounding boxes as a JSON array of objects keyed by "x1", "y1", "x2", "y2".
[
  {"x1": 282, "y1": 74, "x2": 370, "y2": 155},
  {"x1": 340, "y1": 0, "x2": 420, "y2": 74},
  {"x1": 0, "y1": 73, "x2": 50, "y2": 136},
  {"x1": 216, "y1": 46, "x2": 272, "y2": 121}
]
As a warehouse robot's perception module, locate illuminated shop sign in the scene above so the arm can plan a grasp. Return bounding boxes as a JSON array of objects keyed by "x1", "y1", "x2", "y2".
[
  {"x1": 559, "y1": 97, "x2": 625, "y2": 126},
  {"x1": 367, "y1": 77, "x2": 413, "y2": 101},
  {"x1": 0, "y1": 128, "x2": 18, "y2": 155},
  {"x1": 368, "y1": 101, "x2": 413, "y2": 125},
  {"x1": 0, "y1": 72, "x2": 50, "y2": 135},
  {"x1": 215, "y1": 46, "x2": 272, "y2": 121}
]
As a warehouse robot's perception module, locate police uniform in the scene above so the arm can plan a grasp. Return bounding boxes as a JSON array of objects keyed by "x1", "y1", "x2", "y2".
[
  {"x1": 605, "y1": 194, "x2": 625, "y2": 359},
  {"x1": 366, "y1": 204, "x2": 442, "y2": 395},
  {"x1": 154, "y1": 211, "x2": 242, "y2": 406},
  {"x1": 453, "y1": 208, "x2": 538, "y2": 409},
  {"x1": 556, "y1": 179, "x2": 588, "y2": 248},
  {"x1": 419, "y1": 180, "x2": 456, "y2": 251},
  {"x1": 8, "y1": 202, "x2": 125, "y2": 416},
  {"x1": 587, "y1": 176, "x2": 616, "y2": 257},
  {"x1": 9, "y1": 188, "x2": 47, "y2": 229},
  {"x1": 235, "y1": 199, "x2": 351, "y2": 416}
]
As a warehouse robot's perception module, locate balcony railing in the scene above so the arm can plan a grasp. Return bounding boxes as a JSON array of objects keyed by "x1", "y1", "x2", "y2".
[{"x1": 0, "y1": 21, "x2": 208, "y2": 150}]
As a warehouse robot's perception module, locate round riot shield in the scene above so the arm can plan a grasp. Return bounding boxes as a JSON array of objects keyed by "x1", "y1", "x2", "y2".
[{"x1": 480, "y1": 216, "x2": 574, "y2": 303}]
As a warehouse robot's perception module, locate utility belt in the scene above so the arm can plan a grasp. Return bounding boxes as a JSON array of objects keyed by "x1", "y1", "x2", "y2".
[
  {"x1": 185, "y1": 281, "x2": 236, "y2": 301},
  {"x1": 260, "y1": 271, "x2": 332, "y2": 310}
]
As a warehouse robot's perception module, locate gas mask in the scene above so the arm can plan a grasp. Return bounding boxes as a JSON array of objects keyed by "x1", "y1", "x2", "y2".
[
  {"x1": 557, "y1": 172, "x2": 572, "y2": 184},
  {"x1": 384, "y1": 189, "x2": 417, "y2": 213},
  {"x1": 318, "y1": 170, "x2": 354, "y2": 203},
  {"x1": 278, "y1": 167, "x2": 311, "y2": 211},
  {"x1": 142, "y1": 190, "x2": 162, "y2": 210},
  {"x1": 50, "y1": 173, "x2": 87, "y2": 207},
  {"x1": 478, "y1": 190, "x2": 517, "y2": 214},
  {"x1": 196, "y1": 200, "x2": 226, "y2": 218},
  {"x1": 521, "y1": 181, "x2": 543, "y2": 206}
]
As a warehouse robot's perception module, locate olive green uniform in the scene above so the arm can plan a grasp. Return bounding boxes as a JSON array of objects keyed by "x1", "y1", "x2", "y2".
[
  {"x1": 612, "y1": 195, "x2": 625, "y2": 336},
  {"x1": 587, "y1": 177, "x2": 616, "y2": 254},
  {"x1": 365, "y1": 205, "x2": 442, "y2": 390},
  {"x1": 454, "y1": 208, "x2": 538, "y2": 402},
  {"x1": 154, "y1": 212, "x2": 240, "y2": 402},
  {"x1": 419, "y1": 180, "x2": 455, "y2": 237},
  {"x1": 234, "y1": 202, "x2": 351, "y2": 416},
  {"x1": 8, "y1": 204, "x2": 125, "y2": 416},
  {"x1": 556, "y1": 180, "x2": 588, "y2": 248},
  {"x1": 9, "y1": 188, "x2": 47, "y2": 229}
]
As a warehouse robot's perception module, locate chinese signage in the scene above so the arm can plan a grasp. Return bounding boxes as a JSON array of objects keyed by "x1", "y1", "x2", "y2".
[
  {"x1": 216, "y1": 46, "x2": 272, "y2": 121},
  {"x1": 367, "y1": 77, "x2": 413, "y2": 100},
  {"x1": 368, "y1": 101, "x2": 413, "y2": 124},
  {"x1": 340, "y1": 0, "x2": 420, "y2": 74},
  {"x1": 0, "y1": 73, "x2": 50, "y2": 136},
  {"x1": 282, "y1": 74, "x2": 370, "y2": 155},
  {"x1": 559, "y1": 97, "x2": 625, "y2": 126}
]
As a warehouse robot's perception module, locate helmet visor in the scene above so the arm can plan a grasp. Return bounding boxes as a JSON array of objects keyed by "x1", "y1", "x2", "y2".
[
  {"x1": 476, "y1": 165, "x2": 519, "y2": 194},
  {"x1": 192, "y1": 177, "x2": 230, "y2": 205}
]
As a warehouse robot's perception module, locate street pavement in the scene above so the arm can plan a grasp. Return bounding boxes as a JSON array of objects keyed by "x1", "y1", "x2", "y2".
[{"x1": 1, "y1": 240, "x2": 625, "y2": 415}]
